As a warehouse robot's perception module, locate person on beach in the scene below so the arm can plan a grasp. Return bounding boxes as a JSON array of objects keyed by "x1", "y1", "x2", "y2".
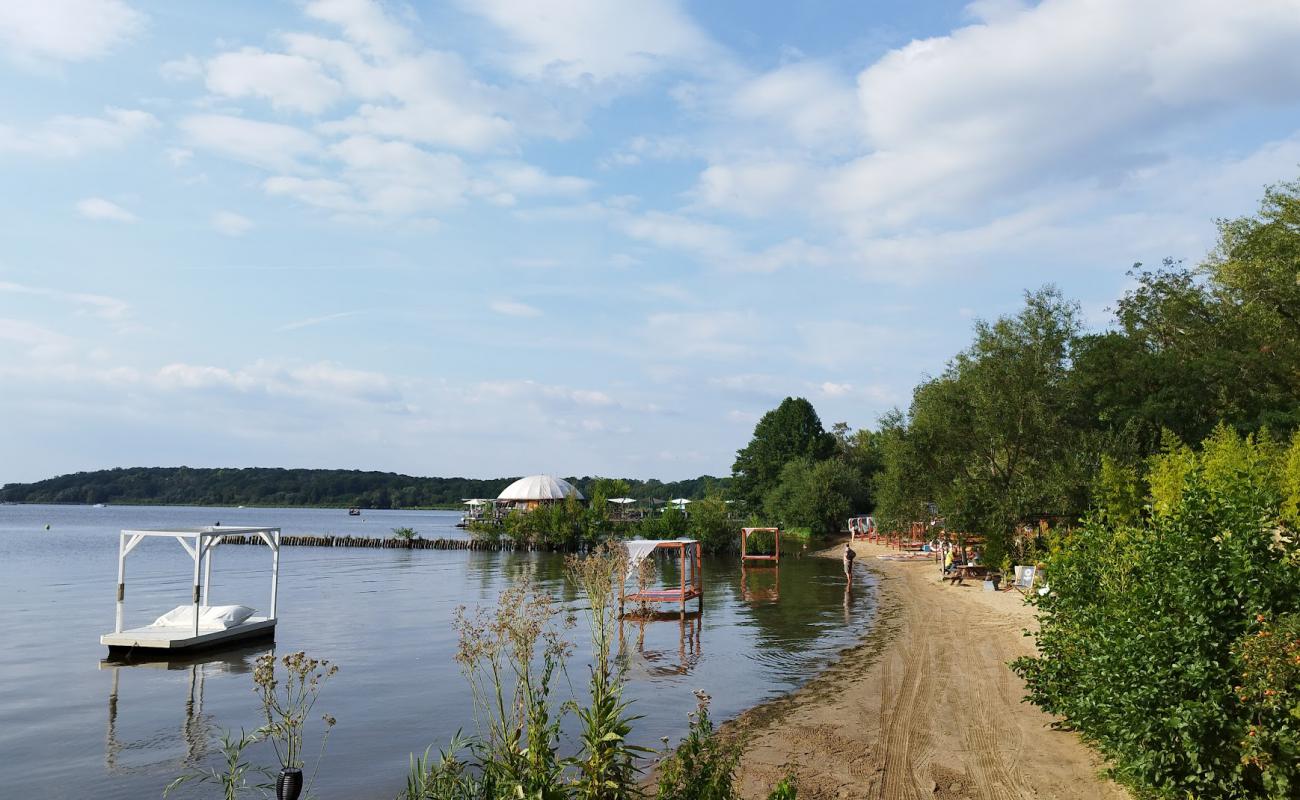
[{"x1": 843, "y1": 542, "x2": 857, "y2": 582}]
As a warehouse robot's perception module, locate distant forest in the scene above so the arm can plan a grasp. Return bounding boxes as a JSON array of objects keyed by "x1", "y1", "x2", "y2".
[{"x1": 0, "y1": 467, "x2": 730, "y2": 509}]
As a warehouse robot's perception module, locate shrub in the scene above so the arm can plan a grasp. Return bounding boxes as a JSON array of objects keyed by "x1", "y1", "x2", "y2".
[
  {"x1": 1015, "y1": 428, "x2": 1300, "y2": 798},
  {"x1": 655, "y1": 691, "x2": 742, "y2": 800}
]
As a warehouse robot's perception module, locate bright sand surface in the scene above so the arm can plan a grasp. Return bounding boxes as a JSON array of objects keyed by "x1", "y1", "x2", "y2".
[{"x1": 731, "y1": 541, "x2": 1132, "y2": 800}]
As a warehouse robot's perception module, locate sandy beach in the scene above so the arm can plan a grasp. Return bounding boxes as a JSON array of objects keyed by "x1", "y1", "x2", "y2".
[{"x1": 731, "y1": 541, "x2": 1131, "y2": 800}]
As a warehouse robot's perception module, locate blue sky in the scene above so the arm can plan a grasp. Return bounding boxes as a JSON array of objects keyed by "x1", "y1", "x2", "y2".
[{"x1": 3, "y1": 0, "x2": 1300, "y2": 484}]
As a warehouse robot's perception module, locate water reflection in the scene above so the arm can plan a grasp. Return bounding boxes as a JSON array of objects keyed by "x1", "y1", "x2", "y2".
[
  {"x1": 101, "y1": 644, "x2": 270, "y2": 775},
  {"x1": 619, "y1": 611, "x2": 703, "y2": 677},
  {"x1": 740, "y1": 564, "x2": 780, "y2": 603}
]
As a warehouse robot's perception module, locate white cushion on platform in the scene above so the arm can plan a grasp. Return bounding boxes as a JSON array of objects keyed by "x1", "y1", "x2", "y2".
[
  {"x1": 203, "y1": 604, "x2": 255, "y2": 628},
  {"x1": 151, "y1": 605, "x2": 199, "y2": 627},
  {"x1": 150, "y1": 604, "x2": 257, "y2": 629}
]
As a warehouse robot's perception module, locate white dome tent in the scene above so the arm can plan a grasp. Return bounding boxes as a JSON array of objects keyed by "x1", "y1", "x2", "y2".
[{"x1": 497, "y1": 475, "x2": 584, "y2": 510}]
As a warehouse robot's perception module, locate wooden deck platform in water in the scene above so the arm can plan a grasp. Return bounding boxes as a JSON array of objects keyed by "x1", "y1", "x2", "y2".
[{"x1": 101, "y1": 618, "x2": 275, "y2": 656}]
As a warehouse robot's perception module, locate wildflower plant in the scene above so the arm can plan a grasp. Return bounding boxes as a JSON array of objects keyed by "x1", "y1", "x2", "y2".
[
  {"x1": 567, "y1": 543, "x2": 649, "y2": 799},
  {"x1": 252, "y1": 652, "x2": 338, "y2": 780},
  {"x1": 655, "y1": 691, "x2": 742, "y2": 800},
  {"x1": 452, "y1": 577, "x2": 573, "y2": 798}
]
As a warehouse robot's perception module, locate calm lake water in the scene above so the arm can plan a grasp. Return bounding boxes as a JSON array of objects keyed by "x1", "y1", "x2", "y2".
[{"x1": 0, "y1": 504, "x2": 876, "y2": 800}]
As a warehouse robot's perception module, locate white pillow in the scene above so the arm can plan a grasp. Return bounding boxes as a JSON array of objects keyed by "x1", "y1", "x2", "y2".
[
  {"x1": 201, "y1": 604, "x2": 256, "y2": 628},
  {"x1": 152, "y1": 605, "x2": 199, "y2": 627}
]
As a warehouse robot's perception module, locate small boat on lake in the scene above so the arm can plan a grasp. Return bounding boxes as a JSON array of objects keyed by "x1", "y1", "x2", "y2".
[
  {"x1": 101, "y1": 525, "x2": 280, "y2": 658},
  {"x1": 348, "y1": 507, "x2": 361, "y2": 516}
]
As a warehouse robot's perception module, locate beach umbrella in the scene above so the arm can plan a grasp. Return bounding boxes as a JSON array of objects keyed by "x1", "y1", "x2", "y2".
[
  {"x1": 669, "y1": 498, "x2": 691, "y2": 508},
  {"x1": 607, "y1": 497, "x2": 637, "y2": 505}
]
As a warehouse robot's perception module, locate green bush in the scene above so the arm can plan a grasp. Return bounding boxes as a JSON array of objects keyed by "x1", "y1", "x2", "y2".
[
  {"x1": 655, "y1": 692, "x2": 741, "y2": 800},
  {"x1": 1015, "y1": 427, "x2": 1300, "y2": 798}
]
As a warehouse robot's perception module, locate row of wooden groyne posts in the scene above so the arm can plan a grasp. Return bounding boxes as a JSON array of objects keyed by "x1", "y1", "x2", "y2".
[{"x1": 215, "y1": 533, "x2": 563, "y2": 551}]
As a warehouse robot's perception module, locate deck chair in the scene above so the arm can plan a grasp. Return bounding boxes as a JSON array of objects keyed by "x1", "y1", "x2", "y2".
[{"x1": 1012, "y1": 566, "x2": 1036, "y2": 594}]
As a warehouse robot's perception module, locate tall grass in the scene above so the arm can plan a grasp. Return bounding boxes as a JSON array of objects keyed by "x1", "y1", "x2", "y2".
[{"x1": 401, "y1": 541, "x2": 799, "y2": 800}]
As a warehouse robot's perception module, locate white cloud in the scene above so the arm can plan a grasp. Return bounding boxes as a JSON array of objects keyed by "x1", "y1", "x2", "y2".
[
  {"x1": 330, "y1": 135, "x2": 469, "y2": 213},
  {"x1": 489, "y1": 299, "x2": 543, "y2": 318},
  {"x1": 0, "y1": 281, "x2": 129, "y2": 322},
  {"x1": 690, "y1": 161, "x2": 812, "y2": 217},
  {"x1": 180, "y1": 114, "x2": 321, "y2": 172},
  {"x1": 211, "y1": 210, "x2": 254, "y2": 237},
  {"x1": 263, "y1": 175, "x2": 355, "y2": 211},
  {"x1": 0, "y1": 107, "x2": 156, "y2": 158},
  {"x1": 644, "y1": 310, "x2": 757, "y2": 359},
  {"x1": 0, "y1": 318, "x2": 76, "y2": 359},
  {"x1": 160, "y1": 54, "x2": 202, "y2": 81},
  {"x1": 618, "y1": 211, "x2": 737, "y2": 262},
  {"x1": 0, "y1": 0, "x2": 143, "y2": 66},
  {"x1": 206, "y1": 48, "x2": 345, "y2": 114},
  {"x1": 303, "y1": 0, "x2": 414, "y2": 58},
  {"x1": 729, "y1": 60, "x2": 861, "y2": 149},
  {"x1": 823, "y1": 0, "x2": 1300, "y2": 229},
  {"x1": 484, "y1": 162, "x2": 592, "y2": 199},
  {"x1": 462, "y1": 0, "x2": 717, "y2": 85},
  {"x1": 817, "y1": 381, "x2": 854, "y2": 398},
  {"x1": 76, "y1": 197, "x2": 136, "y2": 222}
]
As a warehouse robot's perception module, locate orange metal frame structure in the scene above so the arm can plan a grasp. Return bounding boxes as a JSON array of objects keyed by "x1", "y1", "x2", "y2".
[
  {"x1": 620, "y1": 539, "x2": 703, "y2": 615},
  {"x1": 740, "y1": 527, "x2": 780, "y2": 564}
]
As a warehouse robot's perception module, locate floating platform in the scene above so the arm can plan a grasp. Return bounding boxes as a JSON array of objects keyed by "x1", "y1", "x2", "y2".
[
  {"x1": 101, "y1": 618, "x2": 275, "y2": 657},
  {"x1": 620, "y1": 538, "x2": 703, "y2": 614},
  {"x1": 103, "y1": 526, "x2": 281, "y2": 659}
]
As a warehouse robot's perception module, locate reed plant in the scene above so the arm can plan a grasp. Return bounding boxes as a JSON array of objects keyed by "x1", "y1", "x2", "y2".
[
  {"x1": 567, "y1": 544, "x2": 650, "y2": 799},
  {"x1": 452, "y1": 577, "x2": 573, "y2": 798},
  {"x1": 164, "y1": 729, "x2": 271, "y2": 800}
]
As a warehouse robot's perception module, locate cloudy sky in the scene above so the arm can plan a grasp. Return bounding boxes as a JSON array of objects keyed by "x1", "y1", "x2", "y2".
[{"x1": 2, "y1": 0, "x2": 1300, "y2": 484}]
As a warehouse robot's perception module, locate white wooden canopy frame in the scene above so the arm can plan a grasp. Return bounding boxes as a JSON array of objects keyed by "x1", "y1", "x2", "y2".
[{"x1": 113, "y1": 526, "x2": 281, "y2": 638}]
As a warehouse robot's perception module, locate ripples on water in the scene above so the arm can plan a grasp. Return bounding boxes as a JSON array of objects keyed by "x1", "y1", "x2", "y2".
[{"x1": 0, "y1": 504, "x2": 876, "y2": 800}]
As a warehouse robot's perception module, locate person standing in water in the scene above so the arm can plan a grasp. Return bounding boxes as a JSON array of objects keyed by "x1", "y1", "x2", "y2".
[{"x1": 843, "y1": 542, "x2": 857, "y2": 582}]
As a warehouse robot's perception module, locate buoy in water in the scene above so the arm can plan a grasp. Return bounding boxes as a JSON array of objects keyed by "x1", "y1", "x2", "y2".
[{"x1": 44, "y1": 524, "x2": 51, "y2": 530}]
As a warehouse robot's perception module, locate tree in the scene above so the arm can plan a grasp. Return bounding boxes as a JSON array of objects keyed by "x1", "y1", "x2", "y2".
[
  {"x1": 731, "y1": 397, "x2": 836, "y2": 510},
  {"x1": 873, "y1": 287, "x2": 1087, "y2": 560},
  {"x1": 762, "y1": 457, "x2": 858, "y2": 536}
]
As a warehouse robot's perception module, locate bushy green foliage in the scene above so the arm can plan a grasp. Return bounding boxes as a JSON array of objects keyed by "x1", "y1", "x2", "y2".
[
  {"x1": 636, "y1": 507, "x2": 690, "y2": 541},
  {"x1": 761, "y1": 457, "x2": 858, "y2": 536},
  {"x1": 1015, "y1": 428, "x2": 1300, "y2": 799},
  {"x1": 1091, "y1": 455, "x2": 1143, "y2": 527},
  {"x1": 655, "y1": 692, "x2": 742, "y2": 800},
  {"x1": 1233, "y1": 613, "x2": 1300, "y2": 799},
  {"x1": 686, "y1": 495, "x2": 738, "y2": 554}
]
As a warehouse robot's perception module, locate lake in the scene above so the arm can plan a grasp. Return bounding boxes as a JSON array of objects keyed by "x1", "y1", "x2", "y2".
[{"x1": 0, "y1": 504, "x2": 877, "y2": 799}]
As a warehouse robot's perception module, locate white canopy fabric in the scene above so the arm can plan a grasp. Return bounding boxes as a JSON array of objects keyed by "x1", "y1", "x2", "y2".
[
  {"x1": 463, "y1": 499, "x2": 487, "y2": 506},
  {"x1": 497, "y1": 475, "x2": 584, "y2": 501},
  {"x1": 607, "y1": 497, "x2": 637, "y2": 504},
  {"x1": 669, "y1": 498, "x2": 691, "y2": 507},
  {"x1": 622, "y1": 538, "x2": 698, "y2": 580}
]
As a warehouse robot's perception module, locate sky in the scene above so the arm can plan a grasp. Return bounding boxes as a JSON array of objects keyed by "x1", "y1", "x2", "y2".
[{"x1": 3, "y1": 0, "x2": 1300, "y2": 485}]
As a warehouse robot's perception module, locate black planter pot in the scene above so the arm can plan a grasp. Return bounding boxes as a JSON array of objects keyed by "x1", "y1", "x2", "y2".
[{"x1": 277, "y1": 767, "x2": 303, "y2": 800}]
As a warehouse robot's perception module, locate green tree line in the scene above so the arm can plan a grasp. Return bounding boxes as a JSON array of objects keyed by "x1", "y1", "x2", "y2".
[
  {"x1": 872, "y1": 178, "x2": 1300, "y2": 564},
  {"x1": 0, "y1": 466, "x2": 729, "y2": 509}
]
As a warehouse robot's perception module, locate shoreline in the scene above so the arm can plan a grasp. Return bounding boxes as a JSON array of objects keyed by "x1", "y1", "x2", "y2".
[{"x1": 724, "y1": 540, "x2": 1131, "y2": 800}]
